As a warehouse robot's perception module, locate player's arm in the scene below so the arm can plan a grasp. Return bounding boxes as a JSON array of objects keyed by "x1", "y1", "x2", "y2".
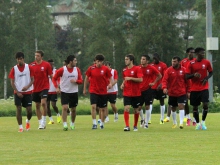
[
  {"x1": 162, "y1": 70, "x2": 169, "y2": 94},
  {"x1": 120, "y1": 80, "x2": 125, "y2": 90},
  {"x1": 75, "y1": 68, "x2": 83, "y2": 84},
  {"x1": 201, "y1": 71, "x2": 213, "y2": 85},
  {"x1": 22, "y1": 76, "x2": 34, "y2": 91},
  {"x1": 83, "y1": 75, "x2": 88, "y2": 95},
  {"x1": 124, "y1": 77, "x2": 143, "y2": 82},
  {"x1": 149, "y1": 71, "x2": 162, "y2": 87}
]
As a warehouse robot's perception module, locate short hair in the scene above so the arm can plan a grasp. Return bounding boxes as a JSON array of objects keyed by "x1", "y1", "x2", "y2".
[
  {"x1": 15, "y1": 52, "x2": 24, "y2": 59},
  {"x1": 95, "y1": 54, "x2": 105, "y2": 61},
  {"x1": 35, "y1": 50, "x2": 44, "y2": 57},
  {"x1": 47, "y1": 59, "x2": 54, "y2": 62},
  {"x1": 125, "y1": 54, "x2": 135, "y2": 63},
  {"x1": 105, "y1": 61, "x2": 111, "y2": 66},
  {"x1": 186, "y1": 47, "x2": 194, "y2": 53},
  {"x1": 172, "y1": 56, "x2": 181, "y2": 62},
  {"x1": 195, "y1": 47, "x2": 205, "y2": 54},
  {"x1": 66, "y1": 55, "x2": 76, "y2": 64},
  {"x1": 153, "y1": 53, "x2": 160, "y2": 60},
  {"x1": 141, "y1": 54, "x2": 150, "y2": 61}
]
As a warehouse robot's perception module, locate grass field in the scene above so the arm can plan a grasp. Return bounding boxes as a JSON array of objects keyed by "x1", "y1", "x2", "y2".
[{"x1": 0, "y1": 113, "x2": 220, "y2": 165}]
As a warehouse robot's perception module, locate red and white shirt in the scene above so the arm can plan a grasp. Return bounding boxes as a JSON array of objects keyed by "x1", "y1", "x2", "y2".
[
  {"x1": 52, "y1": 66, "x2": 83, "y2": 93},
  {"x1": 150, "y1": 61, "x2": 167, "y2": 89},
  {"x1": 186, "y1": 59, "x2": 212, "y2": 91},
  {"x1": 8, "y1": 63, "x2": 34, "y2": 94},
  {"x1": 30, "y1": 61, "x2": 52, "y2": 92},
  {"x1": 139, "y1": 65, "x2": 160, "y2": 91},
  {"x1": 162, "y1": 66, "x2": 190, "y2": 97},
  {"x1": 86, "y1": 65, "x2": 112, "y2": 95},
  {"x1": 107, "y1": 69, "x2": 118, "y2": 94},
  {"x1": 122, "y1": 65, "x2": 143, "y2": 97}
]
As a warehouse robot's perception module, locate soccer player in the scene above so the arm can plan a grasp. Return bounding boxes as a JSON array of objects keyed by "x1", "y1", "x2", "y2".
[
  {"x1": 186, "y1": 47, "x2": 213, "y2": 130},
  {"x1": 150, "y1": 53, "x2": 167, "y2": 124},
  {"x1": 52, "y1": 55, "x2": 83, "y2": 131},
  {"x1": 162, "y1": 56, "x2": 190, "y2": 129},
  {"x1": 30, "y1": 50, "x2": 53, "y2": 129},
  {"x1": 9, "y1": 52, "x2": 34, "y2": 132},
  {"x1": 139, "y1": 55, "x2": 162, "y2": 129},
  {"x1": 121, "y1": 54, "x2": 143, "y2": 131},
  {"x1": 83, "y1": 54, "x2": 112, "y2": 129},
  {"x1": 104, "y1": 61, "x2": 119, "y2": 122},
  {"x1": 47, "y1": 59, "x2": 61, "y2": 124}
]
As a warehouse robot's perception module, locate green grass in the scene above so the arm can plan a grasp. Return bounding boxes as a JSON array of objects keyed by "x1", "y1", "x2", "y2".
[{"x1": 0, "y1": 113, "x2": 220, "y2": 165}]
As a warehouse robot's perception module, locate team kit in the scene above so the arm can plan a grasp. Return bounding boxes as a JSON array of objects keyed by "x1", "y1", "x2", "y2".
[{"x1": 9, "y1": 47, "x2": 213, "y2": 132}]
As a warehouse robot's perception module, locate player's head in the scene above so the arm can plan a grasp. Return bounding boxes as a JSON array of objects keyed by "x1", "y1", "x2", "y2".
[
  {"x1": 141, "y1": 54, "x2": 150, "y2": 66},
  {"x1": 35, "y1": 50, "x2": 44, "y2": 62},
  {"x1": 152, "y1": 53, "x2": 160, "y2": 64},
  {"x1": 104, "y1": 61, "x2": 111, "y2": 69},
  {"x1": 15, "y1": 52, "x2": 25, "y2": 66},
  {"x1": 66, "y1": 55, "x2": 77, "y2": 67},
  {"x1": 95, "y1": 54, "x2": 105, "y2": 67},
  {"x1": 125, "y1": 54, "x2": 135, "y2": 66},
  {"x1": 195, "y1": 47, "x2": 205, "y2": 60},
  {"x1": 172, "y1": 56, "x2": 181, "y2": 68},
  {"x1": 63, "y1": 60, "x2": 67, "y2": 66},
  {"x1": 47, "y1": 59, "x2": 54, "y2": 68},
  {"x1": 186, "y1": 47, "x2": 195, "y2": 60}
]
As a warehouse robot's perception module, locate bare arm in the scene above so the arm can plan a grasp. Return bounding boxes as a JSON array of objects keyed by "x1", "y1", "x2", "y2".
[{"x1": 83, "y1": 76, "x2": 88, "y2": 95}]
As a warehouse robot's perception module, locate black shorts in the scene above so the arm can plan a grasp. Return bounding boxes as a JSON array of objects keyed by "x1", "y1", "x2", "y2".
[
  {"x1": 140, "y1": 88, "x2": 153, "y2": 106},
  {"x1": 168, "y1": 95, "x2": 187, "y2": 107},
  {"x1": 14, "y1": 94, "x2": 32, "y2": 108},
  {"x1": 123, "y1": 96, "x2": 141, "y2": 108},
  {"x1": 107, "y1": 94, "x2": 117, "y2": 104},
  {"x1": 152, "y1": 89, "x2": 167, "y2": 100},
  {"x1": 32, "y1": 89, "x2": 48, "y2": 103},
  {"x1": 47, "y1": 94, "x2": 58, "y2": 102},
  {"x1": 90, "y1": 93, "x2": 108, "y2": 108},
  {"x1": 190, "y1": 89, "x2": 209, "y2": 106},
  {"x1": 61, "y1": 92, "x2": 78, "y2": 108}
]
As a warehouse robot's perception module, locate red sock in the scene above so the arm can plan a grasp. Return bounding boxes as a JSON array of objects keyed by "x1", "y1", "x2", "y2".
[
  {"x1": 124, "y1": 111, "x2": 129, "y2": 127},
  {"x1": 134, "y1": 113, "x2": 139, "y2": 127}
]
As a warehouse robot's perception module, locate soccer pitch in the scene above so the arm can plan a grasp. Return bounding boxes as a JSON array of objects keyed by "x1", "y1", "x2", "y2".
[{"x1": 0, "y1": 114, "x2": 219, "y2": 165}]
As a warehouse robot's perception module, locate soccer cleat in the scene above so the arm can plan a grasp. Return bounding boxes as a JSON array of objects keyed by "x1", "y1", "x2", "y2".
[
  {"x1": 160, "y1": 120, "x2": 164, "y2": 124},
  {"x1": 195, "y1": 123, "x2": 201, "y2": 130},
  {"x1": 48, "y1": 121, "x2": 54, "y2": 125},
  {"x1": 184, "y1": 117, "x2": 187, "y2": 123},
  {"x1": 38, "y1": 124, "x2": 46, "y2": 129},
  {"x1": 92, "y1": 124, "x2": 97, "y2": 129},
  {"x1": 163, "y1": 118, "x2": 169, "y2": 122},
  {"x1": 97, "y1": 119, "x2": 101, "y2": 124},
  {"x1": 133, "y1": 126, "x2": 138, "y2": 131},
  {"x1": 63, "y1": 126, "x2": 68, "y2": 131},
  {"x1": 70, "y1": 125, "x2": 75, "y2": 130},
  {"x1": 179, "y1": 124, "x2": 184, "y2": 129},
  {"x1": 104, "y1": 117, "x2": 109, "y2": 123},
  {"x1": 140, "y1": 120, "x2": 145, "y2": 127},
  {"x1": 144, "y1": 124, "x2": 148, "y2": 129},
  {"x1": 100, "y1": 125, "x2": 104, "y2": 129},
  {"x1": 114, "y1": 117, "x2": 118, "y2": 122},
  {"x1": 186, "y1": 119, "x2": 191, "y2": 126},
  {"x1": 18, "y1": 128, "x2": 23, "y2": 132},
  {"x1": 201, "y1": 123, "x2": 207, "y2": 130},
  {"x1": 192, "y1": 122, "x2": 196, "y2": 126},
  {"x1": 25, "y1": 123, "x2": 30, "y2": 131},
  {"x1": 148, "y1": 120, "x2": 151, "y2": 124},
  {"x1": 172, "y1": 124, "x2": 177, "y2": 128},
  {"x1": 57, "y1": 116, "x2": 61, "y2": 123},
  {"x1": 124, "y1": 126, "x2": 130, "y2": 131}
]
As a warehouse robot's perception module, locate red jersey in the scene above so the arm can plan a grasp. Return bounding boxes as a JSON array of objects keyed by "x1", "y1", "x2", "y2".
[
  {"x1": 162, "y1": 66, "x2": 190, "y2": 97},
  {"x1": 30, "y1": 61, "x2": 52, "y2": 92},
  {"x1": 186, "y1": 59, "x2": 212, "y2": 91},
  {"x1": 181, "y1": 57, "x2": 196, "y2": 68},
  {"x1": 122, "y1": 65, "x2": 143, "y2": 97},
  {"x1": 150, "y1": 61, "x2": 167, "y2": 89},
  {"x1": 52, "y1": 67, "x2": 83, "y2": 88},
  {"x1": 8, "y1": 64, "x2": 34, "y2": 94},
  {"x1": 86, "y1": 65, "x2": 112, "y2": 95},
  {"x1": 139, "y1": 65, "x2": 160, "y2": 91}
]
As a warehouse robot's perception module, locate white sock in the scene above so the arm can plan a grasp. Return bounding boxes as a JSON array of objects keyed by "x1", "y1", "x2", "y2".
[
  {"x1": 149, "y1": 104, "x2": 153, "y2": 121},
  {"x1": 38, "y1": 120, "x2": 42, "y2": 125},
  {"x1": 57, "y1": 113, "x2": 60, "y2": 117},
  {"x1": 201, "y1": 120, "x2": 205, "y2": 124},
  {"x1": 139, "y1": 109, "x2": 144, "y2": 120},
  {"x1": 93, "y1": 119, "x2": 97, "y2": 125},
  {"x1": 166, "y1": 116, "x2": 170, "y2": 120},
  {"x1": 42, "y1": 116, "x2": 46, "y2": 125},
  {"x1": 70, "y1": 122, "x2": 74, "y2": 126},
  {"x1": 49, "y1": 117, "x2": 53, "y2": 121},
  {"x1": 179, "y1": 110, "x2": 185, "y2": 125},
  {"x1": 172, "y1": 111, "x2": 177, "y2": 124},
  {"x1": 100, "y1": 122, "x2": 104, "y2": 126},
  {"x1": 160, "y1": 105, "x2": 165, "y2": 120},
  {"x1": 115, "y1": 113, "x2": 118, "y2": 118},
  {"x1": 63, "y1": 122, "x2": 67, "y2": 127},
  {"x1": 145, "y1": 110, "x2": 151, "y2": 124},
  {"x1": 26, "y1": 119, "x2": 29, "y2": 123},
  {"x1": 187, "y1": 114, "x2": 191, "y2": 119},
  {"x1": 19, "y1": 125, "x2": 23, "y2": 129},
  {"x1": 106, "y1": 116, "x2": 109, "y2": 120}
]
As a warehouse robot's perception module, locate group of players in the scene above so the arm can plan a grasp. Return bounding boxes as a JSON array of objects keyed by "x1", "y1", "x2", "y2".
[{"x1": 9, "y1": 47, "x2": 212, "y2": 132}]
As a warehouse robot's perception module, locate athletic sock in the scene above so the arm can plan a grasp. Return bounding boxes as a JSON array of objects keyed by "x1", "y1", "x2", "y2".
[
  {"x1": 93, "y1": 119, "x2": 97, "y2": 125},
  {"x1": 149, "y1": 104, "x2": 153, "y2": 121},
  {"x1": 134, "y1": 113, "x2": 139, "y2": 127},
  {"x1": 38, "y1": 120, "x2": 42, "y2": 125},
  {"x1": 26, "y1": 119, "x2": 29, "y2": 123},
  {"x1": 139, "y1": 109, "x2": 144, "y2": 120},
  {"x1": 57, "y1": 113, "x2": 60, "y2": 117},
  {"x1": 124, "y1": 111, "x2": 129, "y2": 127},
  {"x1": 19, "y1": 125, "x2": 23, "y2": 129},
  {"x1": 179, "y1": 110, "x2": 184, "y2": 125},
  {"x1": 49, "y1": 117, "x2": 53, "y2": 121},
  {"x1": 63, "y1": 122, "x2": 67, "y2": 127},
  {"x1": 160, "y1": 105, "x2": 165, "y2": 120},
  {"x1": 172, "y1": 111, "x2": 177, "y2": 125}
]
